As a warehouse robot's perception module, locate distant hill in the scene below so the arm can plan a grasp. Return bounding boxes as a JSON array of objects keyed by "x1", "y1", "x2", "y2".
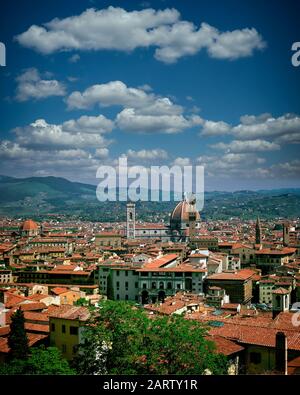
[
  {"x1": 0, "y1": 175, "x2": 299, "y2": 221},
  {"x1": 0, "y1": 175, "x2": 96, "y2": 203}
]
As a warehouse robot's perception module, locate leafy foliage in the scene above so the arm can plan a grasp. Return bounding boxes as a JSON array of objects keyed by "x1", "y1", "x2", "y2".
[
  {"x1": 0, "y1": 346, "x2": 75, "y2": 375},
  {"x1": 74, "y1": 297, "x2": 90, "y2": 307},
  {"x1": 75, "y1": 300, "x2": 228, "y2": 375}
]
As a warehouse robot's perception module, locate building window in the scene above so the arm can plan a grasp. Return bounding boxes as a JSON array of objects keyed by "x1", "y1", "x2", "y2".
[
  {"x1": 62, "y1": 324, "x2": 66, "y2": 334},
  {"x1": 177, "y1": 284, "x2": 181, "y2": 290},
  {"x1": 152, "y1": 282, "x2": 156, "y2": 289},
  {"x1": 116, "y1": 294, "x2": 120, "y2": 300},
  {"x1": 142, "y1": 283, "x2": 147, "y2": 289},
  {"x1": 116, "y1": 271, "x2": 120, "y2": 276},
  {"x1": 70, "y1": 326, "x2": 79, "y2": 335},
  {"x1": 167, "y1": 282, "x2": 172, "y2": 290},
  {"x1": 159, "y1": 282, "x2": 164, "y2": 289},
  {"x1": 135, "y1": 295, "x2": 138, "y2": 301},
  {"x1": 125, "y1": 295, "x2": 129, "y2": 300},
  {"x1": 125, "y1": 271, "x2": 128, "y2": 276},
  {"x1": 276, "y1": 295, "x2": 281, "y2": 308},
  {"x1": 175, "y1": 272, "x2": 183, "y2": 277},
  {"x1": 135, "y1": 282, "x2": 138, "y2": 288},
  {"x1": 62, "y1": 344, "x2": 67, "y2": 353},
  {"x1": 250, "y1": 352, "x2": 261, "y2": 365},
  {"x1": 72, "y1": 345, "x2": 78, "y2": 354},
  {"x1": 51, "y1": 323, "x2": 55, "y2": 332},
  {"x1": 125, "y1": 281, "x2": 129, "y2": 288}
]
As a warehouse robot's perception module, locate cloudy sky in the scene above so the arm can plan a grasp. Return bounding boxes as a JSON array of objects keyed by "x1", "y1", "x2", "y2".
[{"x1": 0, "y1": 0, "x2": 299, "y2": 191}]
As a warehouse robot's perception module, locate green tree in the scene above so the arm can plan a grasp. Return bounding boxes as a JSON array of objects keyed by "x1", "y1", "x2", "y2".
[
  {"x1": 74, "y1": 297, "x2": 90, "y2": 307},
  {"x1": 135, "y1": 314, "x2": 227, "y2": 375},
  {"x1": 75, "y1": 301, "x2": 147, "y2": 374},
  {"x1": 75, "y1": 300, "x2": 228, "y2": 375},
  {"x1": 0, "y1": 346, "x2": 75, "y2": 375},
  {"x1": 8, "y1": 308, "x2": 29, "y2": 360}
]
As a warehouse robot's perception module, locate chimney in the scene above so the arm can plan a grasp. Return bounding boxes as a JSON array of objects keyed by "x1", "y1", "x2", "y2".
[{"x1": 275, "y1": 332, "x2": 288, "y2": 375}]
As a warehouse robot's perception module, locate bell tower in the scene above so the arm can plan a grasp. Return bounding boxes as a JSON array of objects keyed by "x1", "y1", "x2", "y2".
[
  {"x1": 187, "y1": 194, "x2": 197, "y2": 240},
  {"x1": 255, "y1": 216, "x2": 262, "y2": 244},
  {"x1": 283, "y1": 222, "x2": 290, "y2": 247},
  {"x1": 126, "y1": 202, "x2": 135, "y2": 239}
]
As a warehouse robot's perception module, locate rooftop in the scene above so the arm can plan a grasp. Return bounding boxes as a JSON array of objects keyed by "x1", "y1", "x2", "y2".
[
  {"x1": 49, "y1": 305, "x2": 90, "y2": 321},
  {"x1": 207, "y1": 269, "x2": 255, "y2": 281}
]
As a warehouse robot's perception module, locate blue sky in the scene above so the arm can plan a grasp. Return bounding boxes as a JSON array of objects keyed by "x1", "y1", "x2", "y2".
[{"x1": 0, "y1": 0, "x2": 299, "y2": 191}]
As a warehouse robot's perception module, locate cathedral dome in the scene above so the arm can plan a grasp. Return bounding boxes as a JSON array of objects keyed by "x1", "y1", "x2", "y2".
[
  {"x1": 170, "y1": 199, "x2": 200, "y2": 227},
  {"x1": 21, "y1": 219, "x2": 38, "y2": 231}
]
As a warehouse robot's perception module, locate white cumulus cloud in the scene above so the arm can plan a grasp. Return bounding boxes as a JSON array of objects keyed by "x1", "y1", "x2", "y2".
[
  {"x1": 126, "y1": 148, "x2": 168, "y2": 160},
  {"x1": 13, "y1": 118, "x2": 112, "y2": 150},
  {"x1": 200, "y1": 113, "x2": 300, "y2": 144},
  {"x1": 172, "y1": 157, "x2": 191, "y2": 166},
  {"x1": 116, "y1": 108, "x2": 202, "y2": 133},
  {"x1": 210, "y1": 139, "x2": 280, "y2": 153},
  {"x1": 15, "y1": 7, "x2": 265, "y2": 63},
  {"x1": 15, "y1": 68, "x2": 66, "y2": 102}
]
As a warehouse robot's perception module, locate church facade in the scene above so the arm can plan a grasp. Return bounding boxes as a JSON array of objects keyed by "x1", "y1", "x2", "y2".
[{"x1": 126, "y1": 196, "x2": 201, "y2": 242}]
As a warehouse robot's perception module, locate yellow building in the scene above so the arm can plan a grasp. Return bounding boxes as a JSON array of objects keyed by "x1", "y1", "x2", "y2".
[
  {"x1": 51, "y1": 287, "x2": 85, "y2": 305},
  {"x1": 49, "y1": 305, "x2": 89, "y2": 360},
  {"x1": 0, "y1": 270, "x2": 13, "y2": 284},
  {"x1": 95, "y1": 232, "x2": 122, "y2": 248}
]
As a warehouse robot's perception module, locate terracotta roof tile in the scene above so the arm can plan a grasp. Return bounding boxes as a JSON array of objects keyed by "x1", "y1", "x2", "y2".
[
  {"x1": 49, "y1": 305, "x2": 89, "y2": 321},
  {"x1": 142, "y1": 254, "x2": 178, "y2": 269},
  {"x1": 0, "y1": 333, "x2": 47, "y2": 354},
  {"x1": 207, "y1": 335, "x2": 244, "y2": 356}
]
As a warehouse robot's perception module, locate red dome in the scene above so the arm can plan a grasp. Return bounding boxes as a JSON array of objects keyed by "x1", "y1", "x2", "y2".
[
  {"x1": 170, "y1": 200, "x2": 200, "y2": 223},
  {"x1": 21, "y1": 219, "x2": 38, "y2": 231}
]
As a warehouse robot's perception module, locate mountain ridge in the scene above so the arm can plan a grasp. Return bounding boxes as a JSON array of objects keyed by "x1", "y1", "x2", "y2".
[
  {"x1": 0, "y1": 175, "x2": 299, "y2": 220},
  {"x1": 1, "y1": 175, "x2": 299, "y2": 195}
]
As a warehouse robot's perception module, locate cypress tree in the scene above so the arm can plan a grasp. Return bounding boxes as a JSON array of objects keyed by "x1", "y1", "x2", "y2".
[{"x1": 8, "y1": 308, "x2": 29, "y2": 360}]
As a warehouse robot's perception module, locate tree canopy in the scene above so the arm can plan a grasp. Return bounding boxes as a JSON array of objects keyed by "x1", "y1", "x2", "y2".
[
  {"x1": 0, "y1": 346, "x2": 75, "y2": 375},
  {"x1": 75, "y1": 300, "x2": 228, "y2": 375}
]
